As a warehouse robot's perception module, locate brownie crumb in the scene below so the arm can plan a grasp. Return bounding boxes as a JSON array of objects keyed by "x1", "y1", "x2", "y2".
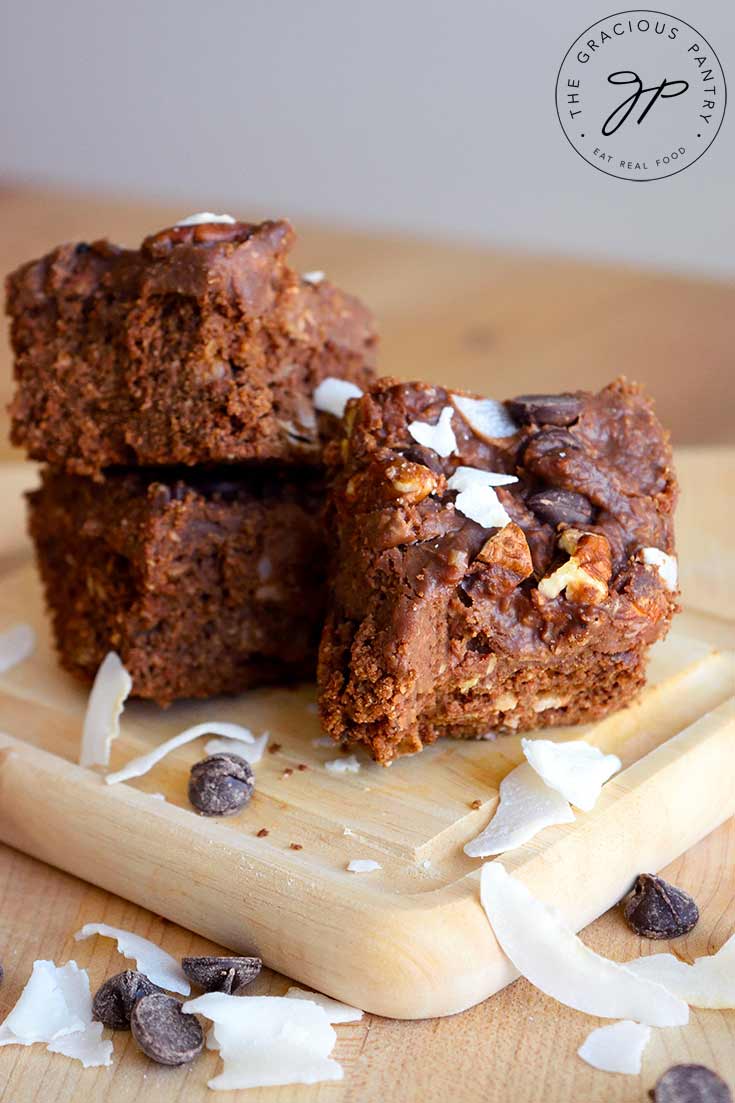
[
  {"x1": 297, "y1": 763, "x2": 309, "y2": 771},
  {"x1": 130, "y1": 993, "x2": 204, "y2": 1066},
  {"x1": 188, "y1": 754, "x2": 254, "y2": 816},
  {"x1": 650, "y1": 1064, "x2": 732, "y2": 1102},
  {"x1": 182, "y1": 955, "x2": 261, "y2": 995},
  {"x1": 268, "y1": 742, "x2": 282, "y2": 754},
  {"x1": 256, "y1": 827, "x2": 269, "y2": 838},
  {"x1": 93, "y1": 970, "x2": 162, "y2": 1030},
  {"x1": 281, "y1": 767, "x2": 294, "y2": 778},
  {"x1": 289, "y1": 843, "x2": 303, "y2": 851},
  {"x1": 469, "y1": 799, "x2": 483, "y2": 810},
  {"x1": 623, "y1": 874, "x2": 699, "y2": 939}
]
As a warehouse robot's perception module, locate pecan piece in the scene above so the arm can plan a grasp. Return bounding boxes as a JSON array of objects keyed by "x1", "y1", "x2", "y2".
[
  {"x1": 476, "y1": 522, "x2": 534, "y2": 582},
  {"x1": 538, "y1": 529, "x2": 612, "y2": 604}
]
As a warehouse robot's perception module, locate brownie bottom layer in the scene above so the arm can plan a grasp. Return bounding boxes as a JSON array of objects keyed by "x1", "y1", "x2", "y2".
[{"x1": 29, "y1": 466, "x2": 326, "y2": 705}]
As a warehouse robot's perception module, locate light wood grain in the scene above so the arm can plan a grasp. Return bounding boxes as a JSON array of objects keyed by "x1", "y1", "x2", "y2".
[{"x1": 0, "y1": 184, "x2": 733, "y2": 454}]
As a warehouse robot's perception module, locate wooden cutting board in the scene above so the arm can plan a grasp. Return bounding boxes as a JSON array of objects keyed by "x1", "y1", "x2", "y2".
[{"x1": 0, "y1": 564, "x2": 732, "y2": 1020}]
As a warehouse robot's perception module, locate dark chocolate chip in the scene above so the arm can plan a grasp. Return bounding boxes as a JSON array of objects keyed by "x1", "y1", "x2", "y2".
[
  {"x1": 188, "y1": 753, "x2": 254, "y2": 816},
  {"x1": 650, "y1": 1064, "x2": 732, "y2": 1103},
  {"x1": 526, "y1": 488, "x2": 594, "y2": 527},
  {"x1": 92, "y1": 970, "x2": 163, "y2": 1030},
  {"x1": 181, "y1": 955, "x2": 262, "y2": 994},
  {"x1": 130, "y1": 992, "x2": 204, "y2": 1066},
  {"x1": 508, "y1": 393, "x2": 583, "y2": 426},
  {"x1": 401, "y1": 445, "x2": 444, "y2": 475},
  {"x1": 623, "y1": 874, "x2": 699, "y2": 939},
  {"x1": 74, "y1": 242, "x2": 91, "y2": 255}
]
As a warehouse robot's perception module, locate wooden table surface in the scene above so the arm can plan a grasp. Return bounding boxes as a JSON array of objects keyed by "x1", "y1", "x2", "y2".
[{"x1": 0, "y1": 187, "x2": 733, "y2": 1103}]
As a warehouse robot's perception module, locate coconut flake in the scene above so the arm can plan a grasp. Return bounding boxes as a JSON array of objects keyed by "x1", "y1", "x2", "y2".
[
  {"x1": 104, "y1": 721, "x2": 254, "y2": 786},
  {"x1": 447, "y1": 466, "x2": 518, "y2": 492},
  {"x1": 625, "y1": 931, "x2": 735, "y2": 1008},
  {"x1": 450, "y1": 394, "x2": 518, "y2": 440},
  {"x1": 0, "y1": 960, "x2": 112, "y2": 1067},
  {"x1": 407, "y1": 406, "x2": 457, "y2": 457},
  {"x1": 480, "y1": 863, "x2": 689, "y2": 1026},
  {"x1": 80, "y1": 652, "x2": 132, "y2": 768},
  {"x1": 452, "y1": 484, "x2": 512, "y2": 529},
  {"x1": 313, "y1": 378, "x2": 363, "y2": 418},
  {"x1": 0, "y1": 623, "x2": 35, "y2": 674},
  {"x1": 74, "y1": 923, "x2": 189, "y2": 995},
  {"x1": 522, "y1": 738, "x2": 621, "y2": 812},
  {"x1": 464, "y1": 763, "x2": 575, "y2": 857},
  {"x1": 183, "y1": 993, "x2": 342, "y2": 1090},
  {"x1": 175, "y1": 212, "x2": 236, "y2": 226},
  {"x1": 205, "y1": 731, "x2": 269, "y2": 765},
  {"x1": 302, "y1": 270, "x2": 325, "y2": 284},
  {"x1": 325, "y1": 755, "x2": 360, "y2": 775},
  {"x1": 284, "y1": 987, "x2": 363, "y2": 1023},
  {"x1": 577, "y1": 1021, "x2": 651, "y2": 1074},
  {"x1": 641, "y1": 547, "x2": 678, "y2": 591},
  {"x1": 346, "y1": 859, "x2": 381, "y2": 873}
]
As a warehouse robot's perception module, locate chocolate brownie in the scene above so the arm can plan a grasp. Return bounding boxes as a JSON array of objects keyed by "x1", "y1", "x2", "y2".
[
  {"x1": 7, "y1": 218, "x2": 376, "y2": 476},
  {"x1": 318, "y1": 378, "x2": 679, "y2": 763},
  {"x1": 29, "y1": 466, "x2": 326, "y2": 704}
]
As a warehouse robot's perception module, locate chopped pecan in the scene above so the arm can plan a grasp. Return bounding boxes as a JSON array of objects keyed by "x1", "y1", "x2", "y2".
[
  {"x1": 476, "y1": 522, "x2": 534, "y2": 582},
  {"x1": 538, "y1": 529, "x2": 612, "y2": 604}
]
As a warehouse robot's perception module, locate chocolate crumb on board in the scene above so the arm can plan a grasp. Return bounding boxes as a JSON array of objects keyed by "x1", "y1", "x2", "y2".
[
  {"x1": 256, "y1": 827, "x2": 270, "y2": 838},
  {"x1": 92, "y1": 970, "x2": 163, "y2": 1030},
  {"x1": 650, "y1": 1064, "x2": 732, "y2": 1103},
  {"x1": 182, "y1": 955, "x2": 262, "y2": 995},
  {"x1": 130, "y1": 992, "x2": 204, "y2": 1066},
  {"x1": 469, "y1": 799, "x2": 483, "y2": 810},
  {"x1": 623, "y1": 874, "x2": 699, "y2": 939},
  {"x1": 268, "y1": 742, "x2": 282, "y2": 754},
  {"x1": 281, "y1": 767, "x2": 294, "y2": 778},
  {"x1": 188, "y1": 753, "x2": 254, "y2": 816},
  {"x1": 289, "y1": 843, "x2": 303, "y2": 851},
  {"x1": 297, "y1": 763, "x2": 309, "y2": 771}
]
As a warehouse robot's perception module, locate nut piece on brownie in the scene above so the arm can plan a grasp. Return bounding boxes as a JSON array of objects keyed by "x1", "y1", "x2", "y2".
[
  {"x1": 317, "y1": 377, "x2": 679, "y2": 764},
  {"x1": 29, "y1": 466, "x2": 327, "y2": 705},
  {"x1": 6, "y1": 218, "x2": 376, "y2": 475}
]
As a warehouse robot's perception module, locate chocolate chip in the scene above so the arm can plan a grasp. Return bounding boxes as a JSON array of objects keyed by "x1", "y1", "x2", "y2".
[
  {"x1": 181, "y1": 955, "x2": 262, "y2": 994},
  {"x1": 92, "y1": 970, "x2": 163, "y2": 1030},
  {"x1": 130, "y1": 992, "x2": 204, "y2": 1066},
  {"x1": 526, "y1": 488, "x2": 594, "y2": 527},
  {"x1": 508, "y1": 393, "x2": 583, "y2": 426},
  {"x1": 650, "y1": 1064, "x2": 732, "y2": 1103},
  {"x1": 188, "y1": 753, "x2": 254, "y2": 816},
  {"x1": 401, "y1": 445, "x2": 444, "y2": 475},
  {"x1": 623, "y1": 874, "x2": 699, "y2": 939}
]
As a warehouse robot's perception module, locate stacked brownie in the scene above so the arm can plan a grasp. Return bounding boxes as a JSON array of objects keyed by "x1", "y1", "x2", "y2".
[{"x1": 6, "y1": 215, "x2": 376, "y2": 703}]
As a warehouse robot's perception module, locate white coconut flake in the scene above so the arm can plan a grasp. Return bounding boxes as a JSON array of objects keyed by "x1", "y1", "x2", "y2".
[
  {"x1": 175, "y1": 212, "x2": 236, "y2": 226},
  {"x1": 407, "y1": 405, "x2": 457, "y2": 457},
  {"x1": 447, "y1": 466, "x2": 518, "y2": 492},
  {"x1": 578, "y1": 1020, "x2": 651, "y2": 1074},
  {"x1": 450, "y1": 393, "x2": 518, "y2": 440},
  {"x1": 453, "y1": 484, "x2": 512, "y2": 530},
  {"x1": 0, "y1": 623, "x2": 35, "y2": 674},
  {"x1": 464, "y1": 763, "x2": 575, "y2": 858},
  {"x1": 313, "y1": 377, "x2": 363, "y2": 418},
  {"x1": 104, "y1": 721, "x2": 254, "y2": 786},
  {"x1": 0, "y1": 960, "x2": 112, "y2": 1067},
  {"x1": 74, "y1": 923, "x2": 189, "y2": 995},
  {"x1": 302, "y1": 270, "x2": 325, "y2": 284},
  {"x1": 205, "y1": 731, "x2": 269, "y2": 765},
  {"x1": 285, "y1": 987, "x2": 363, "y2": 1023},
  {"x1": 641, "y1": 547, "x2": 678, "y2": 591},
  {"x1": 625, "y1": 931, "x2": 735, "y2": 1008},
  {"x1": 522, "y1": 738, "x2": 621, "y2": 813},
  {"x1": 148, "y1": 792, "x2": 166, "y2": 801},
  {"x1": 325, "y1": 755, "x2": 360, "y2": 775},
  {"x1": 183, "y1": 993, "x2": 342, "y2": 1090},
  {"x1": 480, "y1": 863, "x2": 689, "y2": 1026},
  {"x1": 346, "y1": 859, "x2": 381, "y2": 873},
  {"x1": 80, "y1": 652, "x2": 132, "y2": 768}
]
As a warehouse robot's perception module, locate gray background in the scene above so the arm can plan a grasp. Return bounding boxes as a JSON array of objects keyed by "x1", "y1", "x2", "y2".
[{"x1": 1, "y1": 0, "x2": 732, "y2": 276}]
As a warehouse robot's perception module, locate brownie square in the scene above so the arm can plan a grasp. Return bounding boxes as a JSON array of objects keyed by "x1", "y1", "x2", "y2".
[
  {"x1": 29, "y1": 466, "x2": 327, "y2": 704},
  {"x1": 318, "y1": 378, "x2": 679, "y2": 764},
  {"x1": 7, "y1": 218, "x2": 376, "y2": 475}
]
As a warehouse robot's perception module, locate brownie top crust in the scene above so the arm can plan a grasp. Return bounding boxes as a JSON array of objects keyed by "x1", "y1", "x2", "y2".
[{"x1": 6, "y1": 218, "x2": 376, "y2": 473}]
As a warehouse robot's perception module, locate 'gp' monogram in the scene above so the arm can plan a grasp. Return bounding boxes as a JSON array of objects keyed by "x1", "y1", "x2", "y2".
[{"x1": 602, "y1": 71, "x2": 689, "y2": 134}]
